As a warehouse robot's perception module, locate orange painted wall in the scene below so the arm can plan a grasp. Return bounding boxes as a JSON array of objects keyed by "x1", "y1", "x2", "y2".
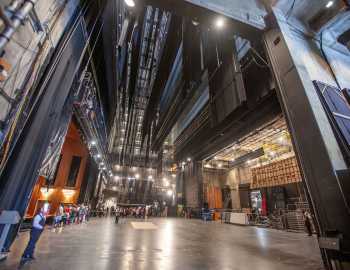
[{"x1": 25, "y1": 121, "x2": 89, "y2": 218}]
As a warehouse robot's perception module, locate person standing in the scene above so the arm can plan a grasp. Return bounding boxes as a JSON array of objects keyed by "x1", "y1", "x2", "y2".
[
  {"x1": 85, "y1": 205, "x2": 90, "y2": 222},
  {"x1": 79, "y1": 205, "x2": 85, "y2": 223},
  {"x1": 115, "y1": 208, "x2": 120, "y2": 224},
  {"x1": 304, "y1": 210, "x2": 313, "y2": 236},
  {"x1": 21, "y1": 207, "x2": 47, "y2": 261},
  {"x1": 69, "y1": 206, "x2": 75, "y2": 224},
  {"x1": 54, "y1": 204, "x2": 64, "y2": 228}
]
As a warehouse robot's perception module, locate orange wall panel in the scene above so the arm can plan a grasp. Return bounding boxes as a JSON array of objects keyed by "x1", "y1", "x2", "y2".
[{"x1": 25, "y1": 121, "x2": 89, "y2": 219}]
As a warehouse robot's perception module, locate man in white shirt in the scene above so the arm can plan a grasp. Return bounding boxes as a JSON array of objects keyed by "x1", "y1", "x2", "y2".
[
  {"x1": 54, "y1": 204, "x2": 64, "y2": 228},
  {"x1": 21, "y1": 206, "x2": 47, "y2": 261}
]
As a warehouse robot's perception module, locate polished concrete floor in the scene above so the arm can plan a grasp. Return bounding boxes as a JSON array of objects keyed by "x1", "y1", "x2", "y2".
[{"x1": 0, "y1": 218, "x2": 323, "y2": 270}]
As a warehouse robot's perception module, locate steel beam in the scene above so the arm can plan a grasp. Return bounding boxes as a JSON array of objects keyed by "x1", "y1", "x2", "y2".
[
  {"x1": 183, "y1": 0, "x2": 266, "y2": 29},
  {"x1": 143, "y1": 0, "x2": 265, "y2": 43},
  {"x1": 264, "y1": 9, "x2": 350, "y2": 270}
]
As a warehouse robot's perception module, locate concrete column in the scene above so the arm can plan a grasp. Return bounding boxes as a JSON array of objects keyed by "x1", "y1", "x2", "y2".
[
  {"x1": 183, "y1": 161, "x2": 203, "y2": 209},
  {"x1": 230, "y1": 187, "x2": 241, "y2": 210},
  {"x1": 264, "y1": 8, "x2": 350, "y2": 269},
  {"x1": 226, "y1": 169, "x2": 241, "y2": 209}
]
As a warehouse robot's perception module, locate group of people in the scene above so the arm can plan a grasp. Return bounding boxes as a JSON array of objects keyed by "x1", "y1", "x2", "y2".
[
  {"x1": 115, "y1": 206, "x2": 147, "y2": 219},
  {"x1": 53, "y1": 204, "x2": 90, "y2": 227}
]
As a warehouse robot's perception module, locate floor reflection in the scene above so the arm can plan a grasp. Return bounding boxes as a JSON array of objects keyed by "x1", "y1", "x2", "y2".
[{"x1": 0, "y1": 218, "x2": 323, "y2": 270}]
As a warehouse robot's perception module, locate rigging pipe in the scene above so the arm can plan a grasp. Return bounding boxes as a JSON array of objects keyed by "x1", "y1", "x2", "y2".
[{"x1": 0, "y1": 0, "x2": 38, "y2": 53}]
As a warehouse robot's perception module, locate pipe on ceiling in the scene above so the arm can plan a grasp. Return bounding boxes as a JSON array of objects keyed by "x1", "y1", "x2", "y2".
[{"x1": 0, "y1": 0, "x2": 38, "y2": 53}]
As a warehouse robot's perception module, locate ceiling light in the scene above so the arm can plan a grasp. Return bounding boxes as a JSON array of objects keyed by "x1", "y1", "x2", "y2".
[
  {"x1": 135, "y1": 174, "x2": 140, "y2": 179},
  {"x1": 40, "y1": 187, "x2": 54, "y2": 197},
  {"x1": 148, "y1": 175, "x2": 153, "y2": 180},
  {"x1": 124, "y1": 0, "x2": 135, "y2": 7},
  {"x1": 192, "y1": 20, "x2": 199, "y2": 26},
  {"x1": 164, "y1": 179, "x2": 169, "y2": 187},
  {"x1": 218, "y1": 163, "x2": 222, "y2": 168},
  {"x1": 62, "y1": 189, "x2": 75, "y2": 197},
  {"x1": 90, "y1": 140, "x2": 96, "y2": 146},
  {"x1": 187, "y1": 157, "x2": 191, "y2": 162},
  {"x1": 96, "y1": 154, "x2": 101, "y2": 158},
  {"x1": 166, "y1": 190, "x2": 173, "y2": 196},
  {"x1": 215, "y1": 18, "x2": 225, "y2": 28},
  {"x1": 232, "y1": 145, "x2": 239, "y2": 150},
  {"x1": 172, "y1": 174, "x2": 176, "y2": 178},
  {"x1": 326, "y1": 1, "x2": 334, "y2": 8},
  {"x1": 100, "y1": 162, "x2": 104, "y2": 166}
]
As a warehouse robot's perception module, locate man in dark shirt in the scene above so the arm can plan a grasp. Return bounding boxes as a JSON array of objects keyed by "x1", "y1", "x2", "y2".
[
  {"x1": 21, "y1": 206, "x2": 47, "y2": 262},
  {"x1": 304, "y1": 210, "x2": 313, "y2": 236}
]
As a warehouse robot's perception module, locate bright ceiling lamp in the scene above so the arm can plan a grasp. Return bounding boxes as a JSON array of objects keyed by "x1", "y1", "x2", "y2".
[
  {"x1": 124, "y1": 0, "x2": 135, "y2": 7},
  {"x1": 215, "y1": 18, "x2": 225, "y2": 29},
  {"x1": 40, "y1": 187, "x2": 54, "y2": 198},
  {"x1": 163, "y1": 178, "x2": 169, "y2": 187},
  {"x1": 325, "y1": 1, "x2": 334, "y2": 8}
]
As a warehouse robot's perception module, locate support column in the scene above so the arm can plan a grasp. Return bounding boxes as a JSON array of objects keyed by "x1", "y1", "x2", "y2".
[
  {"x1": 226, "y1": 169, "x2": 241, "y2": 209},
  {"x1": 183, "y1": 160, "x2": 203, "y2": 210},
  {"x1": 264, "y1": 9, "x2": 350, "y2": 269}
]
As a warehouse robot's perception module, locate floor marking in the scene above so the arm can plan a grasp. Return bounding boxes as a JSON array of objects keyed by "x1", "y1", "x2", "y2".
[{"x1": 130, "y1": 222, "x2": 158, "y2": 230}]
